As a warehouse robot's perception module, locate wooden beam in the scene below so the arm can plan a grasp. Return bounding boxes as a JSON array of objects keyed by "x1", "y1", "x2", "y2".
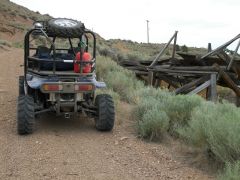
[
  {"x1": 188, "y1": 80, "x2": 211, "y2": 95},
  {"x1": 175, "y1": 75, "x2": 209, "y2": 94},
  {"x1": 219, "y1": 68, "x2": 240, "y2": 97}
]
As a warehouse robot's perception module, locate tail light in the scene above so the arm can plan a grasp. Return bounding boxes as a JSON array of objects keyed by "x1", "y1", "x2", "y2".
[
  {"x1": 75, "y1": 84, "x2": 94, "y2": 91},
  {"x1": 42, "y1": 84, "x2": 63, "y2": 91}
]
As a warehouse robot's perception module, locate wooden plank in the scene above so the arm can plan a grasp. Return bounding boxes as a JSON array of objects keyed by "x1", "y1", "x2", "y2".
[
  {"x1": 175, "y1": 75, "x2": 209, "y2": 94},
  {"x1": 134, "y1": 71, "x2": 149, "y2": 75},
  {"x1": 168, "y1": 66, "x2": 225, "y2": 71},
  {"x1": 188, "y1": 80, "x2": 211, "y2": 95},
  {"x1": 150, "y1": 67, "x2": 218, "y2": 75}
]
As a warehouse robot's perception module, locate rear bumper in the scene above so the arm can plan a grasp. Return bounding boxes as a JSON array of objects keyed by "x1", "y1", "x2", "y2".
[{"x1": 26, "y1": 73, "x2": 106, "y2": 90}]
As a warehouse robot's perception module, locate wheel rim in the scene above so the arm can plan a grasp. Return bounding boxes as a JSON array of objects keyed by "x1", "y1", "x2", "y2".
[{"x1": 54, "y1": 19, "x2": 78, "y2": 27}]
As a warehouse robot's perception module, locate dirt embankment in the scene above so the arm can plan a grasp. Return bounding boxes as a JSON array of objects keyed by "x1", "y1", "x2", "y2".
[{"x1": 0, "y1": 49, "x2": 215, "y2": 179}]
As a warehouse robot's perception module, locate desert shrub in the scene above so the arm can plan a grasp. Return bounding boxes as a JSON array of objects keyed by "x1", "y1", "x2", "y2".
[
  {"x1": 98, "y1": 46, "x2": 118, "y2": 61},
  {"x1": 138, "y1": 109, "x2": 169, "y2": 141},
  {"x1": 10, "y1": 11, "x2": 16, "y2": 16},
  {"x1": 164, "y1": 95, "x2": 203, "y2": 135},
  {"x1": 30, "y1": 16, "x2": 38, "y2": 21},
  {"x1": 13, "y1": 41, "x2": 23, "y2": 48},
  {"x1": 96, "y1": 56, "x2": 130, "y2": 79},
  {"x1": 130, "y1": 86, "x2": 172, "y2": 104},
  {"x1": 134, "y1": 97, "x2": 160, "y2": 120},
  {"x1": 179, "y1": 102, "x2": 240, "y2": 164},
  {"x1": 134, "y1": 97, "x2": 169, "y2": 140},
  {"x1": 127, "y1": 53, "x2": 142, "y2": 61},
  {"x1": 134, "y1": 90, "x2": 202, "y2": 138},
  {"x1": 7, "y1": 22, "x2": 26, "y2": 31},
  {"x1": 19, "y1": 14, "x2": 28, "y2": 20},
  {"x1": 96, "y1": 56, "x2": 144, "y2": 102},
  {"x1": 106, "y1": 71, "x2": 143, "y2": 102},
  {"x1": 181, "y1": 45, "x2": 188, "y2": 52},
  {"x1": 133, "y1": 90, "x2": 173, "y2": 140},
  {"x1": 218, "y1": 161, "x2": 240, "y2": 180},
  {"x1": 117, "y1": 53, "x2": 128, "y2": 61},
  {"x1": 0, "y1": 39, "x2": 11, "y2": 47}
]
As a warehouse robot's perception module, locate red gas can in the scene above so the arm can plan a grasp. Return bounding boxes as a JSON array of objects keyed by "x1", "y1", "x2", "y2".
[{"x1": 74, "y1": 52, "x2": 91, "y2": 73}]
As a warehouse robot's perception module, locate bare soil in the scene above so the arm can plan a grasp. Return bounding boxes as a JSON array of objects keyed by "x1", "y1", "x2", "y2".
[{"x1": 0, "y1": 48, "x2": 215, "y2": 179}]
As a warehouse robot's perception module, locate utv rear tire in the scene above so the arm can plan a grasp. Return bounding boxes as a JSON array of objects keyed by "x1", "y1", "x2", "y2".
[
  {"x1": 19, "y1": 76, "x2": 24, "y2": 95},
  {"x1": 17, "y1": 95, "x2": 35, "y2": 135},
  {"x1": 95, "y1": 94, "x2": 115, "y2": 131},
  {"x1": 47, "y1": 18, "x2": 85, "y2": 38}
]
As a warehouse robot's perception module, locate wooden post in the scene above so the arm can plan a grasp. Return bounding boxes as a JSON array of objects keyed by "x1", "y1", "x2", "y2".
[
  {"x1": 208, "y1": 43, "x2": 212, "y2": 52},
  {"x1": 209, "y1": 73, "x2": 217, "y2": 102},
  {"x1": 154, "y1": 79, "x2": 161, "y2": 88},
  {"x1": 236, "y1": 97, "x2": 240, "y2": 107},
  {"x1": 148, "y1": 71, "x2": 154, "y2": 86}
]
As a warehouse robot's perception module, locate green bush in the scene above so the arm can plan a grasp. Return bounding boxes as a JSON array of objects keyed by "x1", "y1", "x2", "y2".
[
  {"x1": 98, "y1": 47, "x2": 118, "y2": 61},
  {"x1": 134, "y1": 97, "x2": 169, "y2": 140},
  {"x1": 181, "y1": 45, "x2": 188, "y2": 52},
  {"x1": 106, "y1": 71, "x2": 143, "y2": 102},
  {"x1": 134, "y1": 97, "x2": 161, "y2": 120},
  {"x1": 133, "y1": 89, "x2": 202, "y2": 138},
  {"x1": 13, "y1": 41, "x2": 23, "y2": 48},
  {"x1": 96, "y1": 56, "x2": 144, "y2": 102},
  {"x1": 218, "y1": 161, "x2": 240, "y2": 180},
  {"x1": 96, "y1": 56, "x2": 122, "y2": 78},
  {"x1": 138, "y1": 109, "x2": 169, "y2": 141},
  {"x1": 164, "y1": 95, "x2": 203, "y2": 135},
  {"x1": 130, "y1": 86, "x2": 172, "y2": 104},
  {"x1": 179, "y1": 102, "x2": 240, "y2": 164}
]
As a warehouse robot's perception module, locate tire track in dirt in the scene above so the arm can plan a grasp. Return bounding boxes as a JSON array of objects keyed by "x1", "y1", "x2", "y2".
[{"x1": 0, "y1": 48, "x2": 215, "y2": 179}]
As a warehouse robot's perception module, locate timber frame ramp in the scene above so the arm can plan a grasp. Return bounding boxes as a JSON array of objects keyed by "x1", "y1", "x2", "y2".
[{"x1": 118, "y1": 32, "x2": 240, "y2": 105}]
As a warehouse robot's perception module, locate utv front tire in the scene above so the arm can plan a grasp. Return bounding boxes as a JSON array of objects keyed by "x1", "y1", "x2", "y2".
[
  {"x1": 95, "y1": 94, "x2": 115, "y2": 131},
  {"x1": 17, "y1": 95, "x2": 35, "y2": 135}
]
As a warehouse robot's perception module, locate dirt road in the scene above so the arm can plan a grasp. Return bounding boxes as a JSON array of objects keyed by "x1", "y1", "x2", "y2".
[{"x1": 0, "y1": 48, "x2": 214, "y2": 179}]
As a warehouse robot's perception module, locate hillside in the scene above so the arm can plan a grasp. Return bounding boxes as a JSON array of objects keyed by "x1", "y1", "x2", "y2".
[{"x1": 0, "y1": 0, "x2": 51, "y2": 47}]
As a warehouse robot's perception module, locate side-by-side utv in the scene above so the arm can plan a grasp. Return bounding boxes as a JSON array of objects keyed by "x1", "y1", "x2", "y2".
[{"x1": 17, "y1": 18, "x2": 115, "y2": 135}]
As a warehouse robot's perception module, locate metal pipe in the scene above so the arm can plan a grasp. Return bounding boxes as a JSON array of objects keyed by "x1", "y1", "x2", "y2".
[
  {"x1": 146, "y1": 20, "x2": 149, "y2": 43},
  {"x1": 40, "y1": 29, "x2": 56, "y2": 74},
  {"x1": 35, "y1": 108, "x2": 53, "y2": 115}
]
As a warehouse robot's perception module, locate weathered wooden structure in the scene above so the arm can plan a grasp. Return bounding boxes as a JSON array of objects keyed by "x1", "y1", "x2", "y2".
[{"x1": 118, "y1": 32, "x2": 240, "y2": 104}]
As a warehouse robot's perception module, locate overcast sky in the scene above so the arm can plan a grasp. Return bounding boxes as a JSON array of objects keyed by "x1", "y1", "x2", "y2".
[{"x1": 11, "y1": 0, "x2": 240, "y2": 49}]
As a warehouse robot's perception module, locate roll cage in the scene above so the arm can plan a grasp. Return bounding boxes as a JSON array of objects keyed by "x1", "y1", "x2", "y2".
[{"x1": 24, "y1": 23, "x2": 97, "y2": 82}]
